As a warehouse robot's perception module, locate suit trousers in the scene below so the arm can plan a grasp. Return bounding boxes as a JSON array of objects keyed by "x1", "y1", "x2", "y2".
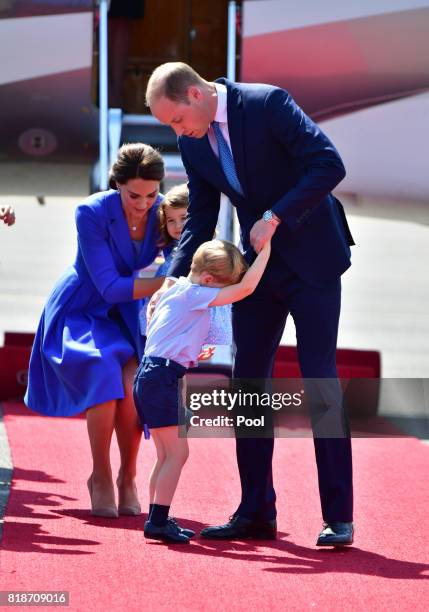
[{"x1": 232, "y1": 258, "x2": 353, "y2": 522}]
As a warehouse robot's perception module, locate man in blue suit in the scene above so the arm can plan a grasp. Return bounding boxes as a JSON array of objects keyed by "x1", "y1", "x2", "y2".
[{"x1": 146, "y1": 62, "x2": 354, "y2": 545}]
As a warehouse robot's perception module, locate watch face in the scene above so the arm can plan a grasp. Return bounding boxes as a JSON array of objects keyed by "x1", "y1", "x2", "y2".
[{"x1": 263, "y1": 210, "x2": 273, "y2": 222}]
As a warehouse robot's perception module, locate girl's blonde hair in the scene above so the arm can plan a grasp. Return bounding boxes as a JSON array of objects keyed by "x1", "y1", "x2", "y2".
[
  {"x1": 159, "y1": 183, "x2": 189, "y2": 247},
  {"x1": 191, "y1": 240, "x2": 248, "y2": 285}
]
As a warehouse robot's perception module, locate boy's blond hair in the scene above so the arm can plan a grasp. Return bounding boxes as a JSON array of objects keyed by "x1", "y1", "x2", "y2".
[
  {"x1": 159, "y1": 183, "x2": 189, "y2": 247},
  {"x1": 191, "y1": 240, "x2": 248, "y2": 285}
]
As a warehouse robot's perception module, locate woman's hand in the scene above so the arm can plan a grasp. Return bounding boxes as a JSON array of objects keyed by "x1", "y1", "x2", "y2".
[
  {"x1": 198, "y1": 346, "x2": 215, "y2": 361},
  {"x1": 0, "y1": 205, "x2": 15, "y2": 226}
]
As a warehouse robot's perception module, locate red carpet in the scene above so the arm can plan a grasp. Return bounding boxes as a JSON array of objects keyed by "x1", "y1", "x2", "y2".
[{"x1": 1, "y1": 402, "x2": 429, "y2": 611}]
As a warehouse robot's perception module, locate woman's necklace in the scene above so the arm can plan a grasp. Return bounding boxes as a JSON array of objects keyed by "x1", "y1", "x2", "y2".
[
  {"x1": 122, "y1": 200, "x2": 147, "y2": 235},
  {"x1": 125, "y1": 212, "x2": 140, "y2": 232},
  {"x1": 127, "y1": 214, "x2": 147, "y2": 235}
]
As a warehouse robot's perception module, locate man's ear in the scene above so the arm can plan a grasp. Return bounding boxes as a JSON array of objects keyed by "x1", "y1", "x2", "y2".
[{"x1": 188, "y1": 85, "x2": 202, "y2": 103}]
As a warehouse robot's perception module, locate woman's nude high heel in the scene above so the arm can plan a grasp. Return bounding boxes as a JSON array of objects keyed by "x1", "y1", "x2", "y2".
[
  {"x1": 117, "y1": 478, "x2": 141, "y2": 516},
  {"x1": 87, "y1": 475, "x2": 118, "y2": 518}
]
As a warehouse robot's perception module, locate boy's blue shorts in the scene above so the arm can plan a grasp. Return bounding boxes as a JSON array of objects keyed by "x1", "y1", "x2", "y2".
[{"x1": 133, "y1": 355, "x2": 187, "y2": 429}]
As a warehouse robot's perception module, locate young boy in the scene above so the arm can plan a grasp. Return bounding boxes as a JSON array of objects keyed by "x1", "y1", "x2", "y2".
[{"x1": 133, "y1": 239, "x2": 271, "y2": 543}]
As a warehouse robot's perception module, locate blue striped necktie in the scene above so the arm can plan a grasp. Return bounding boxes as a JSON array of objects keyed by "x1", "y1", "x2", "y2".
[{"x1": 212, "y1": 121, "x2": 244, "y2": 196}]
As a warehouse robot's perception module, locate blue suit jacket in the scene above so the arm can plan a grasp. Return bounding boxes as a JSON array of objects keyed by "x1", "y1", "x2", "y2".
[{"x1": 168, "y1": 79, "x2": 354, "y2": 287}]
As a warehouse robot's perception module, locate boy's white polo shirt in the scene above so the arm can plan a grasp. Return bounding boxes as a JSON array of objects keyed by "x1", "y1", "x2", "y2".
[{"x1": 144, "y1": 277, "x2": 220, "y2": 369}]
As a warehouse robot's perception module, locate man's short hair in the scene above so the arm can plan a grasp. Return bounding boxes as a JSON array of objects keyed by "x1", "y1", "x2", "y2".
[{"x1": 146, "y1": 62, "x2": 205, "y2": 108}]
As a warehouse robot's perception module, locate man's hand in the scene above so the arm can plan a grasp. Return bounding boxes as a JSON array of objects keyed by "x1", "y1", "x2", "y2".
[
  {"x1": 146, "y1": 278, "x2": 176, "y2": 326},
  {"x1": 250, "y1": 219, "x2": 278, "y2": 253},
  {"x1": 0, "y1": 205, "x2": 15, "y2": 226}
]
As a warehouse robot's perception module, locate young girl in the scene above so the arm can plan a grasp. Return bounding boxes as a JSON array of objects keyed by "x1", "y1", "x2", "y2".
[
  {"x1": 133, "y1": 238, "x2": 271, "y2": 543},
  {"x1": 139, "y1": 184, "x2": 188, "y2": 336}
]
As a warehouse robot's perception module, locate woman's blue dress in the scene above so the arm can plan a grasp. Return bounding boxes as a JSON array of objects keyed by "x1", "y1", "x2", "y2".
[{"x1": 24, "y1": 189, "x2": 162, "y2": 417}]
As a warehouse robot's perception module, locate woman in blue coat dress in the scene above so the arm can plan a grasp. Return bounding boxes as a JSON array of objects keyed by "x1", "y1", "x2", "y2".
[{"x1": 25, "y1": 143, "x2": 166, "y2": 518}]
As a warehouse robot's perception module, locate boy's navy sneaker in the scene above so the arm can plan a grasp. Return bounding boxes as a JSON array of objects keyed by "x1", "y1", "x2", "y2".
[{"x1": 144, "y1": 519, "x2": 190, "y2": 543}]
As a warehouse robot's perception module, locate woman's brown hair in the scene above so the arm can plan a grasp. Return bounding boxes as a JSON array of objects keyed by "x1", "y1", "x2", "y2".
[{"x1": 108, "y1": 143, "x2": 165, "y2": 188}]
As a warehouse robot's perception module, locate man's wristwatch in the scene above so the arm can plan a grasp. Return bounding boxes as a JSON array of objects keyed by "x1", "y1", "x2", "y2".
[{"x1": 262, "y1": 209, "x2": 281, "y2": 226}]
